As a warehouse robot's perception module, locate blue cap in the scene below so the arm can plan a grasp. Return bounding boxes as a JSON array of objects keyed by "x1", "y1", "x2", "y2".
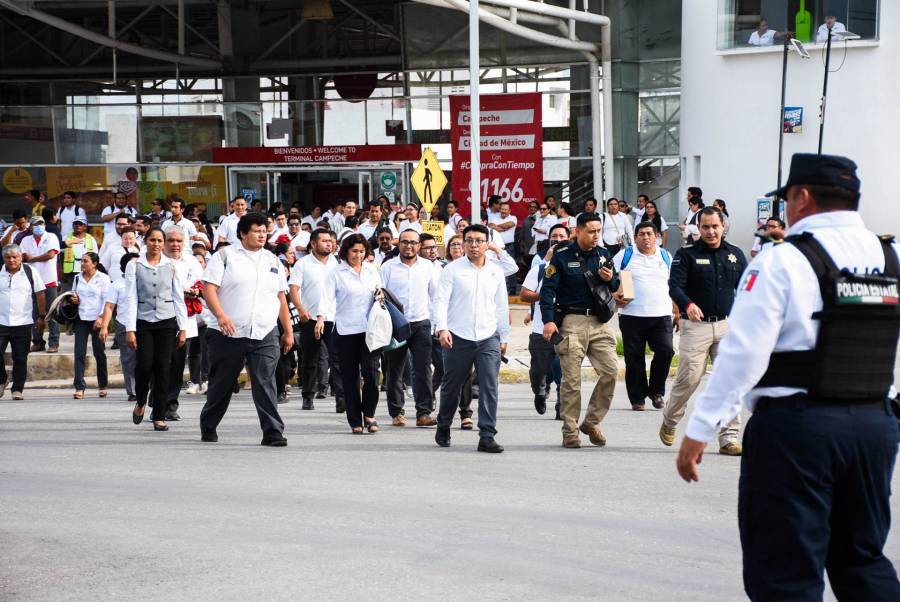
[{"x1": 766, "y1": 153, "x2": 860, "y2": 199}]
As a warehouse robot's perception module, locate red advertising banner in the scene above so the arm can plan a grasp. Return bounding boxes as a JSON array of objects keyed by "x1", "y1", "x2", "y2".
[
  {"x1": 450, "y1": 93, "x2": 543, "y2": 219},
  {"x1": 212, "y1": 144, "x2": 421, "y2": 164}
]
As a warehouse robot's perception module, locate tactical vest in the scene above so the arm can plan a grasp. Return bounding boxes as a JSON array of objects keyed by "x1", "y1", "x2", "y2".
[{"x1": 756, "y1": 232, "x2": 900, "y2": 401}]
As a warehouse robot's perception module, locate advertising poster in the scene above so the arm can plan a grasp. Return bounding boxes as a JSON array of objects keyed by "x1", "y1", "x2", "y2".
[
  {"x1": 141, "y1": 116, "x2": 224, "y2": 162},
  {"x1": 783, "y1": 107, "x2": 803, "y2": 133},
  {"x1": 449, "y1": 93, "x2": 543, "y2": 219}
]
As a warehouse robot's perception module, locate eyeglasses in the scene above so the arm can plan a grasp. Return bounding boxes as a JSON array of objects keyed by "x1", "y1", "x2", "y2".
[
  {"x1": 448, "y1": 242, "x2": 463, "y2": 248},
  {"x1": 464, "y1": 238, "x2": 487, "y2": 245},
  {"x1": 398, "y1": 240, "x2": 420, "y2": 246},
  {"x1": 421, "y1": 245, "x2": 437, "y2": 251},
  {"x1": 539, "y1": 207, "x2": 549, "y2": 211}
]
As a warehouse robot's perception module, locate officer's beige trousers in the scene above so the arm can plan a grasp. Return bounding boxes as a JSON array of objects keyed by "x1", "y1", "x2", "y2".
[
  {"x1": 555, "y1": 314, "x2": 618, "y2": 436},
  {"x1": 663, "y1": 319, "x2": 741, "y2": 446}
]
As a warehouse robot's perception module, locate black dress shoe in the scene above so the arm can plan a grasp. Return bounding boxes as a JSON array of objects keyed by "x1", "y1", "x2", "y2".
[
  {"x1": 435, "y1": 426, "x2": 451, "y2": 447},
  {"x1": 555, "y1": 401, "x2": 562, "y2": 421},
  {"x1": 651, "y1": 394, "x2": 665, "y2": 409},
  {"x1": 127, "y1": 394, "x2": 137, "y2": 402},
  {"x1": 335, "y1": 400, "x2": 346, "y2": 413},
  {"x1": 165, "y1": 412, "x2": 181, "y2": 421},
  {"x1": 261, "y1": 433, "x2": 288, "y2": 447},
  {"x1": 533, "y1": 394, "x2": 547, "y2": 415},
  {"x1": 232, "y1": 382, "x2": 241, "y2": 394},
  {"x1": 301, "y1": 397, "x2": 315, "y2": 410},
  {"x1": 201, "y1": 430, "x2": 218, "y2": 443},
  {"x1": 132, "y1": 405, "x2": 145, "y2": 425},
  {"x1": 477, "y1": 438, "x2": 504, "y2": 453},
  {"x1": 631, "y1": 404, "x2": 645, "y2": 411}
]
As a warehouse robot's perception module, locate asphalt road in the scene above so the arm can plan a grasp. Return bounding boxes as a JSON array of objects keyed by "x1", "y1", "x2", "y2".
[{"x1": 1, "y1": 383, "x2": 898, "y2": 601}]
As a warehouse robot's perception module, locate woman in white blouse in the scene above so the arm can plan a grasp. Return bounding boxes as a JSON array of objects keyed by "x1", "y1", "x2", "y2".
[
  {"x1": 70, "y1": 252, "x2": 111, "y2": 399},
  {"x1": 641, "y1": 200, "x2": 669, "y2": 247},
  {"x1": 318, "y1": 233, "x2": 383, "y2": 434}
]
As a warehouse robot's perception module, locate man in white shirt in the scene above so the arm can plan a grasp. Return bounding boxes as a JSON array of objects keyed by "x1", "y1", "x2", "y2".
[
  {"x1": 601, "y1": 197, "x2": 633, "y2": 256},
  {"x1": 162, "y1": 225, "x2": 205, "y2": 421},
  {"x1": 200, "y1": 212, "x2": 294, "y2": 446},
  {"x1": 488, "y1": 201, "x2": 517, "y2": 253},
  {"x1": 612, "y1": 222, "x2": 676, "y2": 411},
  {"x1": 399, "y1": 204, "x2": 423, "y2": 234},
  {"x1": 20, "y1": 216, "x2": 60, "y2": 353},
  {"x1": 100, "y1": 191, "x2": 137, "y2": 239},
  {"x1": 99, "y1": 213, "x2": 133, "y2": 273},
  {"x1": 161, "y1": 198, "x2": 200, "y2": 242},
  {"x1": 519, "y1": 223, "x2": 571, "y2": 418},
  {"x1": 632, "y1": 194, "x2": 648, "y2": 222},
  {"x1": 217, "y1": 196, "x2": 248, "y2": 247},
  {"x1": 380, "y1": 229, "x2": 441, "y2": 427},
  {"x1": 301, "y1": 206, "x2": 323, "y2": 230},
  {"x1": 816, "y1": 14, "x2": 847, "y2": 43},
  {"x1": 0, "y1": 244, "x2": 46, "y2": 399},
  {"x1": 358, "y1": 204, "x2": 396, "y2": 242},
  {"x1": 57, "y1": 191, "x2": 87, "y2": 239},
  {"x1": 322, "y1": 200, "x2": 346, "y2": 232},
  {"x1": 288, "y1": 228, "x2": 343, "y2": 411},
  {"x1": 531, "y1": 201, "x2": 556, "y2": 257},
  {"x1": 434, "y1": 223, "x2": 509, "y2": 453},
  {"x1": 373, "y1": 228, "x2": 396, "y2": 266},
  {"x1": 485, "y1": 195, "x2": 502, "y2": 222},
  {"x1": 748, "y1": 18, "x2": 776, "y2": 46},
  {"x1": 287, "y1": 215, "x2": 309, "y2": 257},
  {"x1": 107, "y1": 231, "x2": 140, "y2": 283},
  {"x1": 679, "y1": 187, "x2": 705, "y2": 246}
]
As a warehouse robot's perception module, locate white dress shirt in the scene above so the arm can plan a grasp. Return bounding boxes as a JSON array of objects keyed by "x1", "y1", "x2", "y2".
[
  {"x1": 612, "y1": 246, "x2": 672, "y2": 317},
  {"x1": 289, "y1": 253, "x2": 338, "y2": 321},
  {"x1": 162, "y1": 217, "x2": 199, "y2": 240},
  {"x1": 374, "y1": 246, "x2": 395, "y2": 267},
  {"x1": 434, "y1": 256, "x2": 510, "y2": 343},
  {"x1": 816, "y1": 22, "x2": 847, "y2": 43},
  {"x1": 602, "y1": 212, "x2": 632, "y2": 246},
  {"x1": 379, "y1": 257, "x2": 439, "y2": 322},
  {"x1": 291, "y1": 231, "x2": 311, "y2": 256},
  {"x1": 748, "y1": 29, "x2": 775, "y2": 46},
  {"x1": 104, "y1": 279, "x2": 128, "y2": 325},
  {"x1": 218, "y1": 214, "x2": 240, "y2": 246},
  {"x1": 522, "y1": 262, "x2": 546, "y2": 335},
  {"x1": 301, "y1": 215, "x2": 320, "y2": 230},
  {"x1": 320, "y1": 262, "x2": 382, "y2": 335},
  {"x1": 101, "y1": 205, "x2": 136, "y2": 238},
  {"x1": 107, "y1": 245, "x2": 141, "y2": 283},
  {"x1": 398, "y1": 220, "x2": 423, "y2": 234},
  {"x1": 121, "y1": 255, "x2": 188, "y2": 332},
  {"x1": 685, "y1": 211, "x2": 897, "y2": 443},
  {"x1": 0, "y1": 265, "x2": 45, "y2": 326},
  {"x1": 73, "y1": 271, "x2": 111, "y2": 321},
  {"x1": 359, "y1": 220, "x2": 398, "y2": 241},
  {"x1": 489, "y1": 214, "x2": 518, "y2": 245},
  {"x1": 329, "y1": 213, "x2": 346, "y2": 232},
  {"x1": 20, "y1": 234, "x2": 60, "y2": 286},
  {"x1": 203, "y1": 245, "x2": 286, "y2": 340},
  {"x1": 531, "y1": 214, "x2": 557, "y2": 243},
  {"x1": 172, "y1": 253, "x2": 204, "y2": 339},
  {"x1": 58, "y1": 205, "x2": 87, "y2": 239}
]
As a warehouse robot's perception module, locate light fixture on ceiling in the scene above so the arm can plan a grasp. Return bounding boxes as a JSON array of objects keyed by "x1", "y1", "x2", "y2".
[{"x1": 302, "y1": 0, "x2": 334, "y2": 21}]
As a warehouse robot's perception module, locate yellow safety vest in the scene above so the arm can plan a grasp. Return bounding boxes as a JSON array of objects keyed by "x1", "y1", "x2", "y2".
[{"x1": 62, "y1": 234, "x2": 98, "y2": 274}]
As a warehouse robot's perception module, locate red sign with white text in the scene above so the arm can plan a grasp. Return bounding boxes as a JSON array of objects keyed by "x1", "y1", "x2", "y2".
[
  {"x1": 450, "y1": 93, "x2": 543, "y2": 219},
  {"x1": 212, "y1": 144, "x2": 421, "y2": 164}
]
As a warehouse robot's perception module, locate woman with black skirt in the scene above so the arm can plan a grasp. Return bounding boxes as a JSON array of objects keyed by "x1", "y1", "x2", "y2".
[
  {"x1": 121, "y1": 227, "x2": 187, "y2": 432},
  {"x1": 318, "y1": 233, "x2": 383, "y2": 434}
]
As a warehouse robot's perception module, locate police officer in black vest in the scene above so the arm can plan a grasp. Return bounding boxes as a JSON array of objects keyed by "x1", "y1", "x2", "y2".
[{"x1": 676, "y1": 154, "x2": 900, "y2": 600}]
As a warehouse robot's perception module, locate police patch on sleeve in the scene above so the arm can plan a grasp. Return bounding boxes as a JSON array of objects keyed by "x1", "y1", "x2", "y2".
[
  {"x1": 741, "y1": 269, "x2": 759, "y2": 291},
  {"x1": 544, "y1": 264, "x2": 556, "y2": 278}
]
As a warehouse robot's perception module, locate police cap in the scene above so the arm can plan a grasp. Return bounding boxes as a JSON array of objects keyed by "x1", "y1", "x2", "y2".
[{"x1": 766, "y1": 153, "x2": 860, "y2": 199}]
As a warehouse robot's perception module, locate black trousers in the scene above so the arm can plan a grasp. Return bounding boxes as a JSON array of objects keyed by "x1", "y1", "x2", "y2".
[
  {"x1": 200, "y1": 328, "x2": 284, "y2": 436},
  {"x1": 604, "y1": 243, "x2": 622, "y2": 256},
  {"x1": 187, "y1": 324, "x2": 208, "y2": 384},
  {"x1": 166, "y1": 340, "x2": 188, "y2": 413},
  {"x1": 134, "y1": 318, "x2": 177, "y2": 423},
  {"x1": 384, "y1": 320, "x2": 434, "y2": 418},
  {"x1": 275, "y1": 322, "x2": 295, "y2": 396},
  {"x1": 0, "y1": 324, "x2": 31, "y2": 392},
  {"x1": 334, "y1": 332, "x2": 380, "y2": 429},
  {"x1": 618, "y1": 315, "x2": 674, "y2": 405},
  {"x1": 431, "y1": 336, "x2": 444, "y2": 395},
  {"x1": 527, "y1": 332, "x2": 555, "y2": 396},
  {"x1": 73, "y1": 319, "x2": 108, "y2": 391},
  {"x1": 299, "y1": 320, "x2": 343, "y2": 401},
  {"x1": 739, "y1": 396, "x2": 900, "y2": 601}
]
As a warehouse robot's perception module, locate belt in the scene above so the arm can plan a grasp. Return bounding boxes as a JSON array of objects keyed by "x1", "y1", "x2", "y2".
[
  {"x1": 701, "y1": 315, "x2": 727, "y2": 322},
  {"x1": 558, "y1": 306, "x2": 596, "y2": 316},
  {"x1": 754, "y1": 394, "x2": 886, "y2": 412}
]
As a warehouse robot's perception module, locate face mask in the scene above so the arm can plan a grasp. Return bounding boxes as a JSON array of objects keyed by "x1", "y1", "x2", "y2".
[{"x1": 33, "y1": 225, "x2": 45, "y2": 236}]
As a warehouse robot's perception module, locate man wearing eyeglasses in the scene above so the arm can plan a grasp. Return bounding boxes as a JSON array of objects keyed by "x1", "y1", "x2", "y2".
[
  {"x1": 434, "y1": 224, "x2": 509, "y2": 453},
  {"x1": 531, "y1": 202, "x2": 557, "y2": 257}
]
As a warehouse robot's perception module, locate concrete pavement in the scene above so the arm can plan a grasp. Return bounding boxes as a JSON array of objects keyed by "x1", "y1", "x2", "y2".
[{"x1": 1, "y1": 383, "x2": 897, "y2": 601}]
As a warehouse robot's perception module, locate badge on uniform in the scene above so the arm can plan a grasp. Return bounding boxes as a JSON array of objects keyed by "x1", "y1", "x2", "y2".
[
  {"x1": 696, "y1": 258, "x2": 711, "y2": 265},
  {"x1": 544, "y1": 264, "x2": 556, "y2": 278},
  {"x1": 270, "y1": 267, "x2": 279, "y2": 274},
  {"x1": 741, "y1": 269, "x2": 759, "y2": 291},
  {"x1": 727, "y1": 254, "x2": 737, "y2": 263},
  {"x1": 567, "y1": 262, "x2": 580, "y2": 269}
]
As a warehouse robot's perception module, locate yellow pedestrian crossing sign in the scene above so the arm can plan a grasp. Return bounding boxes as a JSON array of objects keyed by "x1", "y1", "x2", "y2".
[{"x1": 410, "y1": 147, "x2": 447, "y2": 214}]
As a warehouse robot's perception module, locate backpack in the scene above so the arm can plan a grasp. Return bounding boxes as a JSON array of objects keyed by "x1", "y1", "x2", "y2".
[{"x1": 620, "y1": 246, "x2": 672, "y2": 270}]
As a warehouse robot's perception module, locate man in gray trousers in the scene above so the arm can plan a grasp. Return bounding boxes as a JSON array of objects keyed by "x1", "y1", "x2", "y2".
[
  {"x1": 433, "y1": 224, "x2": 509, "y2": 453},
  {"x1": 199, "y1": 212, "x2": 295, "y2": 446}
]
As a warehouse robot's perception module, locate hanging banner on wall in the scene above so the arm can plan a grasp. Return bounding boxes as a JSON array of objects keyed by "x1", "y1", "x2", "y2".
[
  {"x1": 449, "y1": 92, "x2": 543, "y2": 219},
  {"x1": 212, "y1": 144, "x2": 421, "y2": 164}
]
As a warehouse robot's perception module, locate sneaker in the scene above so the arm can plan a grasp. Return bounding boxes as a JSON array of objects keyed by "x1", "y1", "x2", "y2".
[
  {"x1": 30, "y1": 341, "x2": 45, "y2": 352},
  {"x1": 12, "y1": 391, "x2": 23, "y2": 400},
  {"x1": 185, "y1": 382, "x2": 200, "y2": 395},
  {"x1": 651, "y1": 394, "x2": 665, "y2": 409},
  {"x1": 199, "y1": 382, "x2": 208, "y2": 394},
  {"x1": 719, "y1": 442, "x2": 743, "y2": 456},
  {"x1": 47, "y1": 346, "x2": 59, "y2": 354},
  {"x1": 659, "y1": 424, "x2": 676, "y2": 447},
  {"x1": 316, "y1": 390, "x2": 327, "y2": 399},
  {"x1": 562, "y1": 434, "x2": 582, "y2": 448}
]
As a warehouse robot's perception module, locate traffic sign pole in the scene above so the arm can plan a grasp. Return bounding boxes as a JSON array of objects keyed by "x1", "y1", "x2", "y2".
[{"x1": 469, "y1": 1, "x2": 481, "y2": 224}]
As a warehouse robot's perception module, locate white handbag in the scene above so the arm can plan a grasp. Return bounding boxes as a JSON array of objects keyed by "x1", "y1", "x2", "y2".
[{"x1": 365, "y1": 299, "x2": 393, "y2": 351}]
